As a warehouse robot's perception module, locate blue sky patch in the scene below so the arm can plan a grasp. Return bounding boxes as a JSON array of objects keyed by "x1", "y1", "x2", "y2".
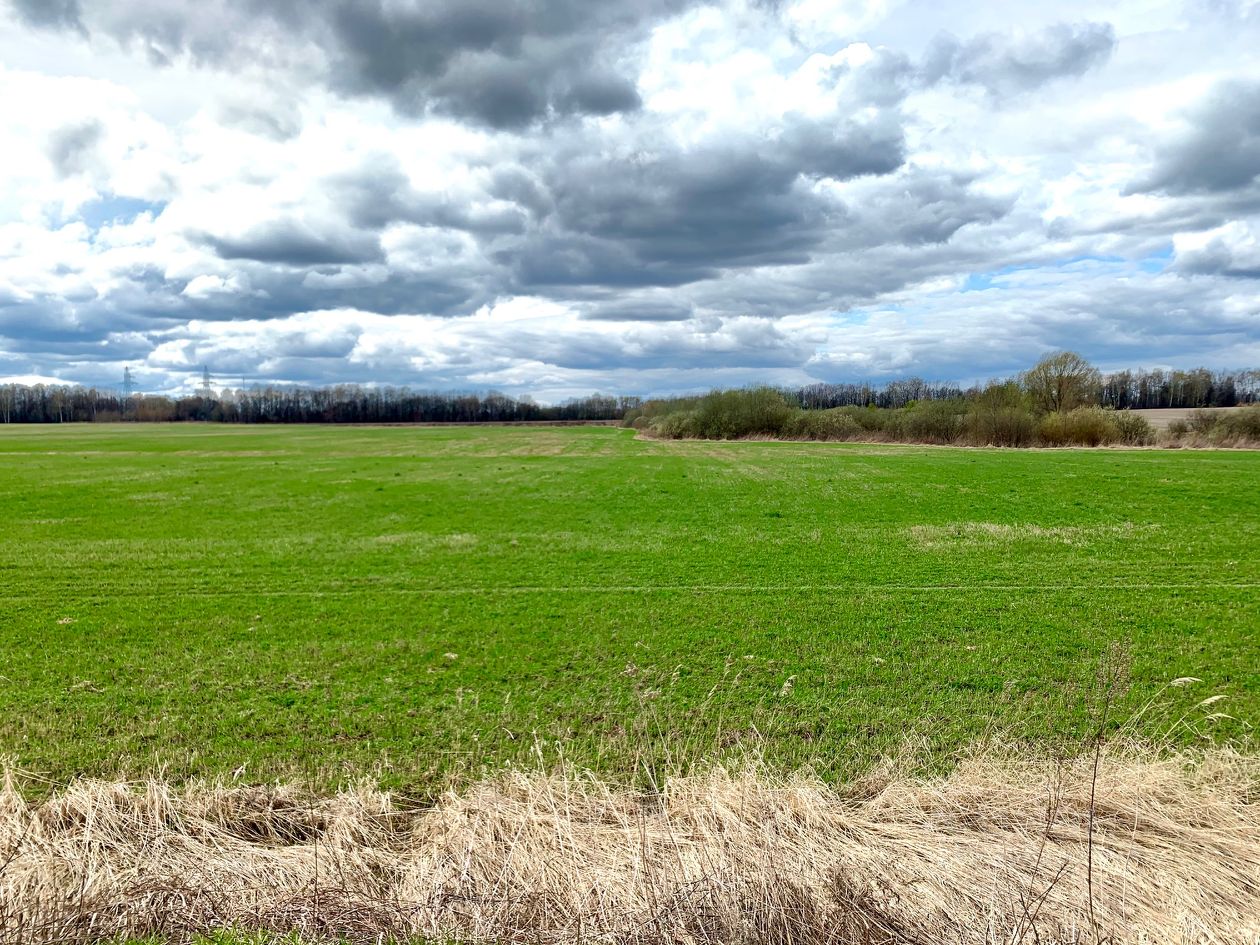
[
  {"x1": 962, "y1": 253, "x2": 1157, "y2": 293},
  {"x1": 79, "y1": 196, "x2": 166, "y2": 230},
  {"x1": 1138, "y1": 246, "x2": 1174, "y2": 273}
]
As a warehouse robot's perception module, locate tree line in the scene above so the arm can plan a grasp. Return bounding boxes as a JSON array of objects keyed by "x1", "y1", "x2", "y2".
[
  {"x1": 796, "y1": 366, "x2": 1259, "y2": 410},
  {"x1": 0, "y1": 384, "x2": 639, "y2": 425},
  {"x1": 1, "y1": 357, "x2": 1257, "y2": 425}
]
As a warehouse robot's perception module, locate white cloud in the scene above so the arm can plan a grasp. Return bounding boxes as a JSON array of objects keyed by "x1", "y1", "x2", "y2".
[
  {"x1": 182, "y1": 273, "x2": 246, "y2": 298},
  {"x1": 0, "y1": 0, "x2": 1258, "y2": 397}
]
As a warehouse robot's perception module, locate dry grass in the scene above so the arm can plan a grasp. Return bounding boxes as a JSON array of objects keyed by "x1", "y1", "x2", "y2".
[{"x1": 2, "y1": 746, "x2": 1259, "y2": 945}]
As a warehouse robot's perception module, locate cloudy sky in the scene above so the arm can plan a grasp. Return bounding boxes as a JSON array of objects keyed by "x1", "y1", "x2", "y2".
[{"x1": 1, "y1": 0, "x2": 1258, "y2": 399}]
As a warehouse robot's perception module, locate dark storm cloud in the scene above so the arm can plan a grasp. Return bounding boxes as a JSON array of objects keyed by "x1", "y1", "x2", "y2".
[
  {"x1": 9, "y1": 0, "x2": 698, "y2": 128},
  {"x1": 1127, "y1": 80, "x2": 1260, "y2": 196},
  {"x1": 46, "y1": 120, "x2": 103, "y2": 176},
  {"x1": 201, "y1": 222, "x2": 383, "y2": 266},
  {"x1": 923, "y1": 22, "x2": 1116, "y2": 96}
]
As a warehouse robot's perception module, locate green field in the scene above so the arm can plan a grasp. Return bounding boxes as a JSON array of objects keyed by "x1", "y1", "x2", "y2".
[{"x1": 1, "y1": 424, "x2": 1257, "y2": 793}]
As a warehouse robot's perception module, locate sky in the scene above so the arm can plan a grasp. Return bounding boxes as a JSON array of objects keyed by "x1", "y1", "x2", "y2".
[{"x1": 1, "y1": 0, "x2": 1258, "y2": 400}]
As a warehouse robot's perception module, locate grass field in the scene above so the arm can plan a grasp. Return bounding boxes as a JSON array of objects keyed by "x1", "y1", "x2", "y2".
[{"x1": 1, "y1": 424, "x2": 1257, "y2": 794}]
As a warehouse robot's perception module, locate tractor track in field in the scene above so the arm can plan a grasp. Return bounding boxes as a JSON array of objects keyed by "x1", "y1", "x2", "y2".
[{"x1": 6, "y1": 581, "x2": 1260, "y2": 599}]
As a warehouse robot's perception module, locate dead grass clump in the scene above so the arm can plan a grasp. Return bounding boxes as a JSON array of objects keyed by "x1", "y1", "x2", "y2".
[{"x1": 2, "y1": 748, "x2": 1259, "y2": 944}]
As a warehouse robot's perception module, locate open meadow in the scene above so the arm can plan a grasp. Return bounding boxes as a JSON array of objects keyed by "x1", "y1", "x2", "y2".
[
  {"x1": 4, "y1": 423, "x2": 1260, "y2": 943},
  {"x1": 1, "y1": 423, "x2": 1257, "y2": 794}
]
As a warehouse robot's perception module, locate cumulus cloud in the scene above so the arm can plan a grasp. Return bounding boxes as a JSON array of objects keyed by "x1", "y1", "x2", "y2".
[
  {"x1": 9, "y1": 0, "x2": 699, "y2": 127},
  {"x1": 494, "y1": 107, "x2": 911, "y2": 291},
  {"x1": 922, "y1": 22, "x2": 1116, "y2": 97},
  {"x1": 10, "y1": 0, "x2": 82, "y2": 31},
  {"x1": 45, "y1": 119, "x2": 104, "y2": 177},
  {"x1": 200, "y1": 221, "x2": 383, "y2": 267},
  {"x1": 1128, "y1": 79, "x2": 1260, "y2": 196},
  {"x1": 1174, "y1": 220, "x2": 1260, "y2": 277},
  {"x1": 580, "y1": 296, "x2": 696, "y2": 321},
  {"x1": 1, "y1": 0, "x2": 1259, "y2": 395},
  {"x1": 217, "y1": 99, "x2": 303, "y2": 141}
]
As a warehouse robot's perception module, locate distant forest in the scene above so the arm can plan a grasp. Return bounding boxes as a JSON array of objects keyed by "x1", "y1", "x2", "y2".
[
  {"x1": 799, "y1": 367, "x2": 1260, "y2": 411},
  {"x1": 1, "y1": 364, "x2": 1257, "y2": 424}
]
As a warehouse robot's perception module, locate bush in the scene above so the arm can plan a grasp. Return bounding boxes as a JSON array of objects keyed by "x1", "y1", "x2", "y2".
[
  {"x1": 833, "y1": 405, "x2": 884, "y2": 432},
  {"x1": 1037, "y1": 407, "x2": 1121, "y2": 446},
  {"x1": 783, "y1": 409, "x2": 864, "y2": 441},
  {"x1": 973, "y1": 380, "x2": 1031, "y2": 412},
  {"x1": 902, "y1": 400, "x2": 966, "y2": 443},
  {"x1": 1217, "y1": 405, "x2": 1260, "y2": 443},
  {"x1": 631, "y1": 385, "x2": 1237, "y2": 448},
  {"x1": 832, "y1": 405, "x2": 908, "y2": 438},
  {"x1": 622, "y1": 394, "x2": 702, "y2": 431},
  {"x1": 1187, "y1": 409, "x2": 1221, "y2": 435},
  {"x1": 692, "y1": 387, "x2": 794, "y2": 439},
  {"x1": 1112, "y1": 411, "x2": 1155, "y2": 445},
  {"x1": 962, "y1": 405, "x2": 1039, "y2": 447},
  {"x1": 651, "y1": 410, "x2": 700, "y2": 439},
  {"x1": 633, "y1": 388, "x2": 796, "y2": 440}
]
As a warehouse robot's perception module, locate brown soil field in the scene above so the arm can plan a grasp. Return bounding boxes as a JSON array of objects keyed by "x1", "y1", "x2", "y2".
[{"x1": 1128, "y1": 406, "x2": 1246, "y2": 429}]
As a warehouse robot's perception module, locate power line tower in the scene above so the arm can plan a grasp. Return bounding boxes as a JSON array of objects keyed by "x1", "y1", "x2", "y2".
[
  {"x1": 199, "y1": 365, "x2": 214, "y2": 400},
  {"x1": 122, "y1": 366, "x2": 135, "y2": 420}
]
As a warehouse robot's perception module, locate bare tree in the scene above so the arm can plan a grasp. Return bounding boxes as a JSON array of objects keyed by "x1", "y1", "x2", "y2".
[{"x1": 1021, "y1": 351, "x2": 1101, "y2": 413}]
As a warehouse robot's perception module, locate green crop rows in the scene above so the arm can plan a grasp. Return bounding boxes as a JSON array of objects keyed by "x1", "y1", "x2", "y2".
[{"x1": 1, "y1": 424, "x2": 1256, "y2": 794}]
